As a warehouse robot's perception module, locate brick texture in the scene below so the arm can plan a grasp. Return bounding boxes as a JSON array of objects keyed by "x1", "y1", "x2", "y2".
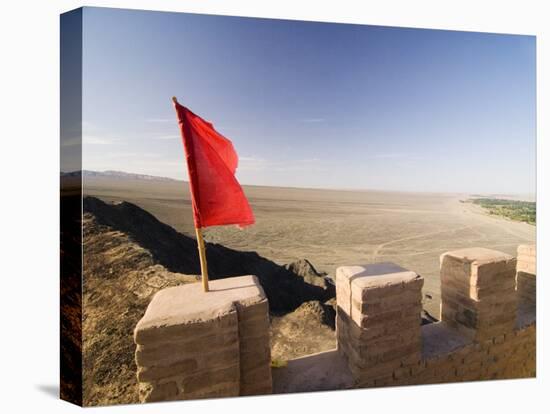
[
  {"x1": 134, "y1": 276, "x2": 272, "y2": 402},
  {"x1": 336, "y1": 263, "x2": 423, "y2": 387},
  {"x1": 516, "y1": 244, "x2": 536, "y2": 308}
]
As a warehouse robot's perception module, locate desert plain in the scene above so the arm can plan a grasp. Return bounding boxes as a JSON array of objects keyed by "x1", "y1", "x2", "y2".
[{"x1": 84, "y1": 174, "x2": 535, "y2": 317}]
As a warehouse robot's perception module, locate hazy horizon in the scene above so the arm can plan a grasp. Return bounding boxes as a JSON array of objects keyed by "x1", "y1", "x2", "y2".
[
  {"x1": 68, "y1": 168, "x2": 534, "y2": 200},
  {"x1": 78, "y1": 7, "x2": 536, "y2": 195}
]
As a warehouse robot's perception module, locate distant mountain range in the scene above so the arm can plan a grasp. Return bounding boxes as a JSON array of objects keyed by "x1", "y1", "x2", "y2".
[{"x1": 61, "y1": 170, "x2": 179, "y2": 182}]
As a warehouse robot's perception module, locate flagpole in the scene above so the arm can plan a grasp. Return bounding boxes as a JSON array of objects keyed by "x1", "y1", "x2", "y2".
[
  {"x1": 195, "y1": 227, "x2": 209, "y2": 292},
  {"x1": 172, "y1": 96, "x2": 209, "y2": 292}
]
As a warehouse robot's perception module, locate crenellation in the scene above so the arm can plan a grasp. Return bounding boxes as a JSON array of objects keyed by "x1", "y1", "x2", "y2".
[
  {"x1": 516, "y1": 244, "x2": 536, "y2": 309},
  {"x1": 440, "y1": 248, "x2": 517, "y2": 341},
  {"x1": 134, "y1": 275, "x2": 272, "y2": 402},
  {"x1": 132, "y1": 246, "x2": 535, "y2": 402},
  {"x1": 332, "y1": 247, "x2": 535, "y2": 390},
  {"x1": 336, "y1": 262, "x2": 423, "y2": 386}
]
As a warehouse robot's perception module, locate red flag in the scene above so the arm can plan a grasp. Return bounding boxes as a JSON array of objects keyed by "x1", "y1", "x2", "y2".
[{"x1": 173, "y1": 100, "x2": 255, "y2": 228}]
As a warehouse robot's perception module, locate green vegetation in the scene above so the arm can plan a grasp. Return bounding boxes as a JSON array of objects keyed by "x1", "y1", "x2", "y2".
[{"x1": 470, "y1": 198, "x2": 536, "y2": 225}]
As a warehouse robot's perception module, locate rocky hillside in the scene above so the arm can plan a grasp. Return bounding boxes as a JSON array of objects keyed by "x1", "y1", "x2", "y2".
[
  {"x1": 81, "y1": 196, "x2": 337, "y2": 405},
  {"x1": 83, "y1": 196, "x2": 335, "y2": 311}
]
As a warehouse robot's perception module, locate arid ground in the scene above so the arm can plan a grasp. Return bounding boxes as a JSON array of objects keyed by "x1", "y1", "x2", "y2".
[
  {"x1": 79, "y1": 173, "x2": 535, "y2": 405},
  {"x1": 84, "y1": 174, "x2": 535, "y2": 317}
]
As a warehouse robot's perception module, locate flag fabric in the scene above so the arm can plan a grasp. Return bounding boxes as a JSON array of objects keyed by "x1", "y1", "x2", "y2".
[{"x1": 173, "y1": 100, "x2": 255, "y2": 228}]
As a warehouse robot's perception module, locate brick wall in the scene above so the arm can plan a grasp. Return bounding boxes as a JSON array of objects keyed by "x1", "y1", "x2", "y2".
[
  {"x1": 134, "y1": 275, "x2": 272, "y2": 402},
  {"x1": 133, "y1": 246, "x2": 536, "y2": 402},
  {"x1": 516, "y1": 244, "x2": 536, "y2": 308},
  {"x1": 336, "y1": 247, "x2": 536, "y2": 388},
  {"x1": 336, "y1": 263, "x2": 423, "y2": 387}
]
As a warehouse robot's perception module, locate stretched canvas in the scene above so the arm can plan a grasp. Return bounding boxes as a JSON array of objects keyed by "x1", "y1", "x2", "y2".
[{"x1": 60, "y1": 6, "x2": 536, "y2": 406}]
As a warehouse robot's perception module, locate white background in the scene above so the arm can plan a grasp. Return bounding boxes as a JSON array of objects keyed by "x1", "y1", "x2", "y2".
[{"x1": 0, "y1": 0, "x2": 547, "y2": 412}]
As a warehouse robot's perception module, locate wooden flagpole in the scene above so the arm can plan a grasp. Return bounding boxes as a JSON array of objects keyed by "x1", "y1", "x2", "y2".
[
  {"x1": 172, "y1": 96, "x2": 209, "y2": 292},
  {"x1": 195, "y1": 227, "x2": 209, "y2": 292}
]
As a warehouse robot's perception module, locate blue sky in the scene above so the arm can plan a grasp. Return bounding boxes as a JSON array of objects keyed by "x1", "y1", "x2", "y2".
[{"x1": 81, "y1": 7, "x2": 536, "y2": 194}]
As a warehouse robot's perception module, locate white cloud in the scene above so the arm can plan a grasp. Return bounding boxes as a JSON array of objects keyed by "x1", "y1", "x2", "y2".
[
  {"x1": 238, "y1": 156, "x2": 324, "y2": 172},
  {"x1": 301, "y1": 118, "x2": 325, "y2": 123},
  {"x1": 152, "y1": 134, "x2": 180, "y2": 140},
  {"x1": 83, "y1": 135, "x2": 116, "y2": 145},
  {"x1": 145, "y1": 118, "x2": 174, "y2": 123},
  {"x1": 104, "y1": 152, "x2": 162, "y2": 159},
  {"x1": 297, "y1": 158, "x2": 321, "y2": 163},
  {"x1": 372, "y1": 153, "x2": 407, "y2": 159},
  {"x1": 370, "y1": 153, "x2": 425, "y2": 160},
  {"x1": 239, "y1": 156, "x2": 269, "y2": 171},
  {"x1": 240, "y1": 156, "x2": 265, "y2": 162}
]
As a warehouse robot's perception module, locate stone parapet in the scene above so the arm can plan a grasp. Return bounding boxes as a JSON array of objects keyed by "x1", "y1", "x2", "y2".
[
  {"x1": 517, "y1": 244, "x2": 536, "y2": 275},
  {"x1": 336, "y1": 263, "x2": 423, "y2": 387},
  {"x1": 331, "y1": 248, "x2": 534, "y2": 390},
  {"x1": 133, "y1": 246, "x2": 537, "y2": 401},
  {"x1": 134, "y1": 275, "x2": 272, "y2": 402},
  {"x1": 440, "y1": 248, "x2": 517, "y2": 341},
  {"x1": 516, "y1": 244, "x2": 536, "y2": 307}
]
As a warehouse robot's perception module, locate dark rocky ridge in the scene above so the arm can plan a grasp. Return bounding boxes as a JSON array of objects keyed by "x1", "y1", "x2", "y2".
[{"x1": 83, "y1": 196, "x2": 335, "y2": 313}]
